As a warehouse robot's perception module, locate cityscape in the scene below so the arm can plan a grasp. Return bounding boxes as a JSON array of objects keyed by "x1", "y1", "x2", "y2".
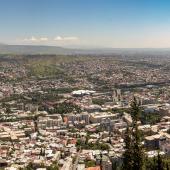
[{"x1": 1, "y1": 0, "x2": 170, "y2": 170}]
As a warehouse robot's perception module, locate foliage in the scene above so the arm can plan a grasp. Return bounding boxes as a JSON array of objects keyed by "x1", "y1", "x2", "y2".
[
  {"x1": 92, "y1": 98, "x2": 106, "y2": 106},
  {"x1": 140, "y1": 111, "x2": 162, "y2": 125},
  {"x1": 46, "y1": 87, "x2": 75, "y2": 94},
  {"x1": 122, "y1": 98, "x2": 170, "y2": 170},
  {"x1": 27, "y1": 91, "x2": 63, "y2": 104},
  {"x1": 69, "y1": 128, "x2": 78, "y2": 133},
  {"x1": 145, "y1": 154, "x2": 167, "y2": 170},
  {"x1": 112, "y1": 107, "x2": 130, "y2": 114},
  {"x1": 122, "y1": 127, "x2": 133, "y2": 170},
  {"x1": 50, "y1": 102, "x2": 81, "y2": 114},
  {"x1": 47, "y1": 163, "x2": 59, "y2": 170},
  {"x1": 157, "y1": 153, "x2": 164, "y2": 170},
  {"x1": 76, "y1": 139, "x2": 109, "y2": 150},
  {"x1": 122, "y1": 98, "x2": 145, "y2": 170},
  {"x1": 29, "y1": 63, "x2": 63, "y2": 78},
  {"x1": 85, "y1": 160, "x2": 96, "y2": 168},
  {"x1": 24, "y1": 162, "x2": 34, "y2": 170},
  {"x1": 23, "y1": 162, "x2": 59, "y2": 170}
]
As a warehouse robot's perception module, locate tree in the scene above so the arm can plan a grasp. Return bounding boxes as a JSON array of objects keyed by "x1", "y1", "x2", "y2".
[
  {"x1": 145, "y1": 156, "x2": 157, "y2": 170},
  {"x1": 6, "y1": 106, "x2": 11, "y2": 114},
  {"x1": 85, "y1": 160, "x2": 96, "y2": 168},
  {"x1": 85, "y1": 135, "x2": 89, "y2": 145},
  {"x1": 47, "y1": 163, "x2": 59, "y2": 170},
  {"x1": 30, "y1": 110, "x2": 42, "y2": 134},
  {"x1": 32, "y1": 113, "x2": 39, "y2": 133},
  {"x1": 132, "y1": 123, "x2": 145, "y2": 170},
  {"x1": 131, "y1": 98, "x2": 145, "y2": 170},
  {"x1": 122, "y1": 97, "x2": 145, "y2": 170},
  {"x1": 122, "y1": 127, "x2": 133, "y2": 170},
  {"x1": 24, "y1": 162, "x2": 34, "y2": 170},
  {"x1": 157, "y1": 153, "x2": 163, "y2": 170},
  {"x1": 130, "y1": 97, "x2": 140, "y2": 125},
  {"x1": 10, "y1": 136, "x2": 15, "y2": 150}
]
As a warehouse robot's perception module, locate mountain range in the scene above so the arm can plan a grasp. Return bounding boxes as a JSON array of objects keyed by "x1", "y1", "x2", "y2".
[
  {"x1": 0, "y1": 44, "x2": 75, "y2": 55},
  {"x1": 1, "y1": 44, "x2": 170, "y2": 55}
]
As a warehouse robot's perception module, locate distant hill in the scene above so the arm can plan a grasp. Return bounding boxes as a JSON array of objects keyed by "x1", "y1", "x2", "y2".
[
  {"x1": 0, "y1": 44, "x2": 121, "y2": 55},
  {"x1": 1, "y1": 44, "x2": 170, "y2": 56},
  {"x1": 0, "y1": 44, "x2": 75, "y2": 55}
]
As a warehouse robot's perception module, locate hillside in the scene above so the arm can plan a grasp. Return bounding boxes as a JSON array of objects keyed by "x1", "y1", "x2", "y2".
[{"x1": 0, "y1": 44, "x2": 74, "y2": 55}]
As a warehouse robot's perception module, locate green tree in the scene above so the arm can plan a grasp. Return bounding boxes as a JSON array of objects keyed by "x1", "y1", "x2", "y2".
[
  {"x1": 122, "y1": 98, "x2": 145, "y2": 170},
  {"x1": 131, "y1": 98, "x2": 145, "y2": 170},
  {"x1": 47, "y1": 163, "x2": 59, "y2": 170},
  {"x1": 157, "y1": 153, "x2": 163, "y2": 170},
  {"x1": 122, "y1": 127, "x2": 133, "y2": 170},
  {"x1": 24, "y1": 162, "x2": 34, "y2": 170},
  {"x1": 85, "y1": 160, "x2": 96, "y2": 168},
  {"x1": 6, "y1": 107, "x2": 11, "y2": 114},
  {"x1": 145, "y1": 156, "x2": 157, "y2": 170},
  {"x1": 32, "y1": 113, "x2": 39, "y2": 133}
]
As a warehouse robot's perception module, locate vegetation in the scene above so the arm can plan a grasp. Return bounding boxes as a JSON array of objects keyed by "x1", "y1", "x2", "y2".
[
  {"x1": 22, "y1": 161, "x2": 59, "y2": 170},
  {"x1": 112, "y1": 107, "x2": 130, "y2": 114},
  {"x1": 85, "y1": 160, "x2": 96, "y2": 168},
  {"x1": 122, "y1": 98, "x2": 170, "y2": 170},
  {"x1": 145, "y1": 154, "x2": 166, "y2": 170},
  {"x1": 140, "y1": 111, "x2": 162, "y2": 125},
  {"x1": 76, "y1": 139, "x2": 109, "y2": 150},
  {"x1": 122, "y1": 126, "x2": 133, "y2": 170},
  {"x1": 27, "y1": 91, "x2": 63, "y2": 105},
  {"x1": 29, "y1": 63, "x2": 63, "y2": 78},
  {"x1": 25, "y1": 54, "x2": 92, "y2": 79},
  {"x1": 92, "y1": 98, "x2": 106, "y2": 106},
  {"x1": 47, "y1": 163, "x2": 59, "y2": 170},
  {"x1": 45, "y1": 87, "x2": 76, "y2": 94},
  {"x1": 122, "y1": 98, "x2": 145, "y2": 170},
  {"x1": 49, "y1": 102, "x2": 81, "y2": 115}
]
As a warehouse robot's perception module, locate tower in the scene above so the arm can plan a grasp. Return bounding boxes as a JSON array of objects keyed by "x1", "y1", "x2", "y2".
[{"x1": 113, "y1": 89, "x2": 122, "y2": 104}]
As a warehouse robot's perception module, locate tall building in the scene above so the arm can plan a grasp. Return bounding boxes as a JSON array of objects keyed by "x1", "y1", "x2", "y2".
[
  {"x1": 100, "y1": 118, "x2": 114, "y2": 132},
  {"x1": 38, "y1": 114, "x2": 63, "y2": 129},
  {"x1": 66, "y1": 112, "x2": 89, "y2": 125},
  {"x1": 90, "y1": 112, "x2": 117, "y2": 123},
  {"x1": 113, "y1": 89, "x2": 121, "y2": 104}
]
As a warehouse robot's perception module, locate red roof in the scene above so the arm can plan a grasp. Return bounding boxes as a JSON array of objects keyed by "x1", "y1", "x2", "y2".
[{"x1": 86, "y1": 166, "x2": 101, "y2": 170}]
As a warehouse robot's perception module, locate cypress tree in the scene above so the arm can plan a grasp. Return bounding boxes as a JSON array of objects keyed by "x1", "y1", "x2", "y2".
[
  {"x1": 153, "y1": 156, "x2": 157, "y2": 170},
  {"x1": 131, "y1": 97, "x2": 145, "y2": 170},
  {"x1": 122, "y1": 126, "x2": 133, "y2": 170},
  {"x1": 145, "y1": 156, "x2": 157, "y2": 170},
  {"x1": 130, "y1": 97, "x2": 140, "y2": 124},
  {"x1": 157, "y1": 153, "x2": 163, "y2": 170},
  {"x1": 122, "y1": 97, "x2": 145, "y2": 170}
]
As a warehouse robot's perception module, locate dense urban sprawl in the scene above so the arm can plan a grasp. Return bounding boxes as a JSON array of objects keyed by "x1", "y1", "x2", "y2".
[{"x1": 1, "y1": 54, "x2": 170, "y2": 170}]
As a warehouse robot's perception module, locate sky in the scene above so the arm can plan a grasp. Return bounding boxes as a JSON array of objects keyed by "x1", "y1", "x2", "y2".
[{"x1": 1, "y1": 0, "x2": 170, "y2": 48}]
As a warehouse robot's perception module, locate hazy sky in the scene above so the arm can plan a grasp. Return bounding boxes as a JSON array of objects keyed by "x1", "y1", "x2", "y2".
[{"x1": 1, "y1": 0, "x2": 170, "y2": 48}]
